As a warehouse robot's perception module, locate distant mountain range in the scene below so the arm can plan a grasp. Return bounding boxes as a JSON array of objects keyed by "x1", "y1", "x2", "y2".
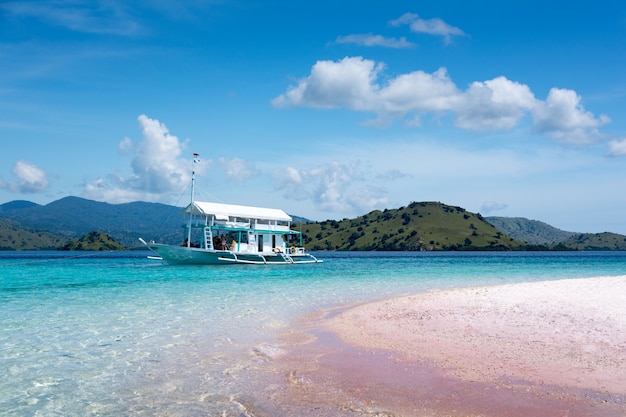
[
  {"x1": 484, "y1": 217, "x2": 577, "y2": 245},
  {"x1": 1, "y1": 197, "x2": 625, "y2": 251},
  {"x1": 0, "y1": 196, "x2": 182, "y2": 249},
  {"x1": 484, "y1": 216, "x2": 626, "y2": 251}
]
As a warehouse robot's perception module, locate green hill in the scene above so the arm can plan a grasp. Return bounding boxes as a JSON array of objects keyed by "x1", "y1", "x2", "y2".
[
  {"x1": 559, "y1": 232, "x2": 626, "y2": 251},
  {"x1": 297, "y1": 201, "x2": 524, "y2": 251},
  {"x1": 485, "y1": 216, "x2": 577, "y2": 245},
  {"x1": 60, "y1": 231, "x2": 126, "y2": 251},
  {"x1": 485, "y1": 217, "x2": 626, "y2": 250},
  {"x1": 0, "y1": 200, "x2": 40, "y2": 210},
  {"x1": 0, "y1": 196, "x2": 183, "y2": 248},
  {"x1": 0, "y1": 218, "x2": 68, "y2": 250}
]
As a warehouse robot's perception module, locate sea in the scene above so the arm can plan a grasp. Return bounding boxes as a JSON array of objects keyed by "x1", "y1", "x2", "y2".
[{"x1": 1, "y1": 250, "x2": 625, "y2": 416}]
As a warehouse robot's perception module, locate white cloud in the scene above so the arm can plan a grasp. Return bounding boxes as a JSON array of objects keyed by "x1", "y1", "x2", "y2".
[
  {"x1": 311, "y1": 161, "x2": 359, "y2": 212},
  {"x1": 335, "y1": 34, "x2": 414, "y2": 48},
  {"x1": 344, "y1": 186, "x2": 388, "y2": 214},
  {"x1": 390, "y1": 12, "x2": 467, "y2": 44},
  {"x1": 273, "y1": 58, "x2": 459, "y2": 115},
  {"x1": 0, "y1": 160, "x2": 50, "y2": 193},
  {"x1": 378, "y1": 67, "x2": 460, "y2": 113},
  {"x1": 376, "y1": 169, "x2": 412, "y2": 181},
  {"x1": 118, "y1": 136, "x2": 133, "y2": 154},
  {"x1": 82, "y1": 114, "x2": 209, "y2": 203},
  {"x1": 272, "y1": 57, "x2": 383, "y2": 110},
  {"x1": 219, "y1": 157, "x2": 260, "y2": 182},
  {"x1": 455, "y1": 77, "x2": 536, "y2": 130},
  {"x1": 480, "y1": 201, "x2": 508, "y2": 214},
  {"x1": 273, "y1": 57, "x2": 610, "y2": 143},
  {"x1": 273, "y1": 161, "x2": 388, "y2": 214},
  {"x1": 607, "y1": 138, "x2": 626, "y2": 157},
  {"x1": 532, "y1": 88, "x2": 610, "y2": 143},
  {"x1": 272, "y1": 166, "x2": 310, "y2": 202},
  {"x1": 82, "y1": 177, "x2": 150, "y2": 204}
]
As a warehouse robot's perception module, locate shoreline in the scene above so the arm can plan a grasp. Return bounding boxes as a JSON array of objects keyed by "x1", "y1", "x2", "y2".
[{"x1": 278, "y1": 275, "x2": 626, "y2": 416}]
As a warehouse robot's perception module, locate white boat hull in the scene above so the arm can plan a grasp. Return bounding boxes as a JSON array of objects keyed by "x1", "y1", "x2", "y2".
[{"x1": 145, "y1": 242, "x2": 321, "y2": 265}]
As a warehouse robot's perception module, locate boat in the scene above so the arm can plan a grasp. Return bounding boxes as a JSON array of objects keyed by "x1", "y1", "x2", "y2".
[{"x1": 140, "y1": 154, "x2": 322, "y2": 265}]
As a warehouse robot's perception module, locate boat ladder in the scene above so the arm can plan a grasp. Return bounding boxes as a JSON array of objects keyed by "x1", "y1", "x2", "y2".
[
  {"x1": 204, "y1": 228, "x2": 212, "y2": 249},
  {"x1": 277, "y1": 251, "x2": 294, "y2": 263}
]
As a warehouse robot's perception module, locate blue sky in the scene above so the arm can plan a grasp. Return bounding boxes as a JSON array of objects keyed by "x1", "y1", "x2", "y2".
[{"x1": 1, "y1": 1, "x2": 626, "y2": 234}]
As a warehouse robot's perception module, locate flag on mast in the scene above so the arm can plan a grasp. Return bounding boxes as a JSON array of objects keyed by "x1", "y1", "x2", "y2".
[{"x1": 193, "y1": 153, "x2": 200, "y2": 164}]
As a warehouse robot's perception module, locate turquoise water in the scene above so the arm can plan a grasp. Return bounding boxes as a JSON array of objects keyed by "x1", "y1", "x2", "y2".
[{"x1": 1, "y1": 251, "x2": 625, "y2": 416}]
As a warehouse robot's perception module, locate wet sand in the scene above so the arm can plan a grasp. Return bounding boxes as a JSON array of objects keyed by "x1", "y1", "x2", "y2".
[{"x1": 278, "y1": 276, "x2": 626, "y2": 416}]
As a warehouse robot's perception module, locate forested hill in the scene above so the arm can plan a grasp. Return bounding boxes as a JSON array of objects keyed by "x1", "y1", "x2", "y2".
[
  {"x1": 484, "y1": 216, "x2": 626, "y2": 250},
  {"x1": 296, "y1": 202, "x2": 524, "y2": 251},
  {"x1": 485, "y1": 216, "x2": 577, "y2": 245},
  {"x1": 0, "y1": 196, "x2": 183, "y2": 248}
]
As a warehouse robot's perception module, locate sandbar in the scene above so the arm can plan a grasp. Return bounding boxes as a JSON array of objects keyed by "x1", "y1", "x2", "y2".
[{"x1": 279, "y1": 276, "x2": 626, "y2": 416}]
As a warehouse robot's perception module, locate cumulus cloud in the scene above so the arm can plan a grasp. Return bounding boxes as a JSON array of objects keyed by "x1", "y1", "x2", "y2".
[
  {"x1": 455, "y1": 77, "x2": 536, "y2": 130},
  {"x1": 273, "y1": 161, "x2": 388, "y2": 214},
  {"x1": 272, "y1": 57, "x2": 384, "y2": 110},
  {"x1": 0, "y1": 160, "x2": 50, "y2": 193},
  {"x1": 607, "y1": 138, "x2": 626, "y2": 157},
  {"x1": 532, "y1": 88, "x2": 610, "y2": 143},
  {"x1": 219, "y1": 157, "x2": 260, "y2": 182},
  {"x1": 390, "y1": 12, "x2": 467, "y2": 44},
  {"x1": 273, "y1": 56, "x2": 609, "y2": 143},
  {"x1": 83, "y1": 114, "x2": 209, "y2": 203},
  {"x1": 379, "y1": 67, "x2": 460, "y2": 114},
  {"x1": 335, "y1": 34, "x2": 414, "y2": 48}
]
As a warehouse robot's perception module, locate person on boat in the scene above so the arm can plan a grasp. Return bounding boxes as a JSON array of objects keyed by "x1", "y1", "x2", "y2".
[
  {"x1": 221, "y1": 235, "x2": 227, "y2": 250},
  {"x1": 213, "y1": 236, "x2": 220, "y2": 250}
]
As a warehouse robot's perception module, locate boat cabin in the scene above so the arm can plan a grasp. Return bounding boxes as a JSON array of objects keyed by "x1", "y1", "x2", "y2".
[{"x1": 183, "y1": 201, "x2": 303, "y2": 254}]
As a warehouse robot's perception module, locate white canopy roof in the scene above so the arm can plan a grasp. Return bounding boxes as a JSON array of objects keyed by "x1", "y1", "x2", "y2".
[{"x1": 185, "y1": 201, "x2": 292, "y2": 222}]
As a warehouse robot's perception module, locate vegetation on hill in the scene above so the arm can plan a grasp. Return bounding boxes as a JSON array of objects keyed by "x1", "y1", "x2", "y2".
[
  {"x1": 60, "y1": 231, "x2": 126, "y2": 251},
  {"x1": 297, "y1": 201, "x2": 524, "y2": 251},
  {"x1": 559, "y1": 233, "x2": 626, "y2": 251},
  {"x1": 0, "y1": 196, "x2": 183, "y2": 248},
  {"x1": 485, "y1": 217, "x2": 626, "y2": 250},
  {"x1": 0, "y1": 218, "x2": 68, "y2": 250},
  {"x1": 0, "y1": 200, "x2": 40, "y2": 211},
  {"x1": 485, "y1": 216, "x2": 576, "y2": 245}
]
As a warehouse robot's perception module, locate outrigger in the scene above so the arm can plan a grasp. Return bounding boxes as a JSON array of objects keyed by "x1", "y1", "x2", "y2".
[{"x1": 140, "y1": 154, "x2": 321, "y2": 265}]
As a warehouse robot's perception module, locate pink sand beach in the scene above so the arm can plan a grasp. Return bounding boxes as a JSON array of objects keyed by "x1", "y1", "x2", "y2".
[{"x1": 279, "y1": 276, "x2": 626, "y2": 416}]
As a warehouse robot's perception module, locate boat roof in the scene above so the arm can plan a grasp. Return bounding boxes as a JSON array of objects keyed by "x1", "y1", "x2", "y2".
[{"x1": 185, "y1": 201, "x2": 292, "y2": 222}]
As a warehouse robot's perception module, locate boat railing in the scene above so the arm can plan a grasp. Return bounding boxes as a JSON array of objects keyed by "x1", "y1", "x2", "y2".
[
  {"x1": 287, "y1": 246, "x2": 306, "y2": 255},
  {"x1": 254, "y1": 224, "x2": 292, "y2": 233},
  {"x1": 213, "y1": 220, "x2": 250, "y2": 229}
]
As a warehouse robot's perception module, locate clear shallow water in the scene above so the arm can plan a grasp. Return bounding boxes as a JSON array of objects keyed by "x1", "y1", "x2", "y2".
[{"x1": 1, "y1": 250, "x2": 625, "y2": 416}]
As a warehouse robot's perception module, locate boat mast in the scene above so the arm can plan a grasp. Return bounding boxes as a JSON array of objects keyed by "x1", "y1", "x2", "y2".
[{"x1": 186, "y1": 153, "x2": 199, "y2": 248}]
